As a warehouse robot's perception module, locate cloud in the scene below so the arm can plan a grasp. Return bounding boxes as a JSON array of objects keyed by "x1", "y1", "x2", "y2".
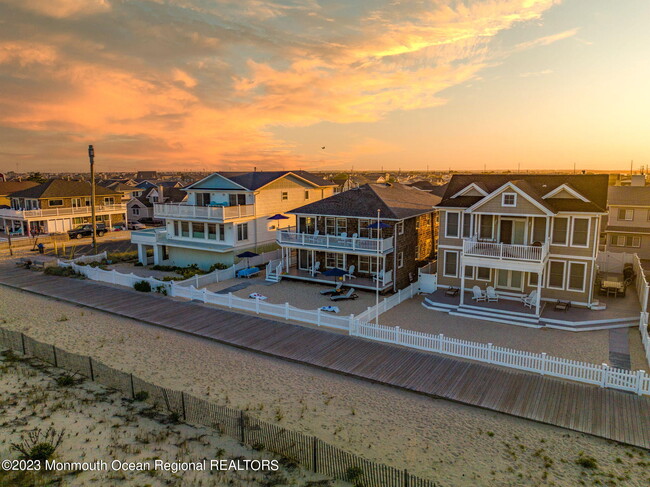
[
  {"x1": 519, "y1": 69, "x2": 553, "y2": 77},
  {"x1": 0, "y1": 0, "x2": 563, "y2": 171},
  {"x1": 515, "y1": 27, "x2": 579, "y2": 51}
]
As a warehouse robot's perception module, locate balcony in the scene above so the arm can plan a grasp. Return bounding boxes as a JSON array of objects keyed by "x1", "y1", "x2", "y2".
[
  {"x1": 154, "y1": 203, "x2": 254, "y2": 221},
  {"x1": 462, "y1": 238, "x2": 549, "y2": 269},
  {"x1": 277, "y1": 230, "x2": 393, "y2": 254},
  {"x1": 0, "y1": 204, "x2": 126, "y2": 220}
]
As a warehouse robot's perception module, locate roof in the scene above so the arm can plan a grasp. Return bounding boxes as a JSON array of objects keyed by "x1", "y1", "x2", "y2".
[
  {"x1": 289, "y1": 183, "x2": 441, "y2": 220},
  {"x1": 9, "y1": 179, "x2": 120, "y2": 199},
  {"x1": 134, "y1": 186, "x2": 186, "y2": 207},
  {"x1": 608, "y1": 186, "x2": 650, "y2": 207},
  {"x1": 0, "y1": 181, "x2": 39, "y2": 196},
  {"x1": 408, "y1": 181, "x2": 449, "y2": 197},
  {"x1": 439, "y1": 174, "x2": 609, "y2": 213},
  {"x1": 192, "y1": 171, "x2": 337, "y2": 191}
]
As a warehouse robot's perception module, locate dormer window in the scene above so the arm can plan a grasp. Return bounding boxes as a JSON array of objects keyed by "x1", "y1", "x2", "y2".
[{"x1": 502, "y1": 193, "x2": 517, "y2": 207}]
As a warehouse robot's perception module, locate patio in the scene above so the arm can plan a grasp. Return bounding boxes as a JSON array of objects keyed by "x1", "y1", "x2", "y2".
[{"x1": 278, "y1": 265, "x2": 393, "y2": 292}]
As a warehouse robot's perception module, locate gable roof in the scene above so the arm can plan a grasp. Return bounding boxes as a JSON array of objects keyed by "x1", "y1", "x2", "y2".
[
  {"x1": 289, "y1": 183, "x2": 441, "y2": 220},
  {"x1": 608, "y1": 186, "x2": 650, "y2": 207},
  {"x1": 439, "y1": 174, "x2": 609, "y2": 213},
  {"x1": 187, "y1": 171, "x2": 336, "y2": 191},
  {"x1": 0, "y1": 181, "x2": 39, "y2": 196},
  {"x1": 9, "y1": 179, "x2": 120, "y2": 199}
]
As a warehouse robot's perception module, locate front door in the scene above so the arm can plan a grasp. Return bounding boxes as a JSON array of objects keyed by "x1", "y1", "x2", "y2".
[
  {"x1": 500, "y1": 220, "x2": 513, "y2": 244},
  {"x1": 298, "y1": 250, "x2": 312, "y2": 270},
  {"x1": 497, "y1": 270, "x2": 524, "y2": 291},
  {"x1": 500, "y1": 219, "x2": 526, "y2": 245}
]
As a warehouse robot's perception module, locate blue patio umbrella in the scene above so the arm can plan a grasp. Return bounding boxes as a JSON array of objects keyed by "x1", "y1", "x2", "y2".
[
  {"x1": 322, "y1": 267, "x2": 348, "y2": 283},
  {"x1": 267, "y1": 214, "x2": 290, "y2": 220},
  {"x1": 237, "y1": 250, "x2": 259, "y2": 268},
  {"x1": 365, "y1": 221, "x2": 390, "y2": 229}
]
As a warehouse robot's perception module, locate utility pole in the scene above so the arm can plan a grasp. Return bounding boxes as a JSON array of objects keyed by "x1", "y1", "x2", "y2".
[{"x1": 88, "y1": 145, "x2": 97, "y2": 255}]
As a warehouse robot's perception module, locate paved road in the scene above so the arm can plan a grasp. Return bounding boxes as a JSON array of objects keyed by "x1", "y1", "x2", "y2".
[{"x1": 0, "y1": 233, "x2": 136, "y2": 259}]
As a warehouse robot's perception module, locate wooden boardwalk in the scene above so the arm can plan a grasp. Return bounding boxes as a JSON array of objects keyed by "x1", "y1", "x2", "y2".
[{"x1": 1, "y1": 266, "x2": 649, "y2": 450}]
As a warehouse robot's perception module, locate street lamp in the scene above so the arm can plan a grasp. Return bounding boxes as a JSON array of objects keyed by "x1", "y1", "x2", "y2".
[{"x1": 88, "y1": 145, "x2": 97, "y2": 255}]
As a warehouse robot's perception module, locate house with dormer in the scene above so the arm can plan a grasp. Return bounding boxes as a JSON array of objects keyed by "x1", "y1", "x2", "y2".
[
  {"x1": 432, "y1": 174, "x2": 610, "y2": 324},
  {"x1": 130, "y1": 171, "x2": 336, "y2": 268}
]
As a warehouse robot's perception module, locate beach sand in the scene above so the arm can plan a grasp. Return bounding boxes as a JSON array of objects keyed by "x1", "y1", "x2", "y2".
[{"x1": 1, "y1": 285, "x2": 648, "y2": 486}]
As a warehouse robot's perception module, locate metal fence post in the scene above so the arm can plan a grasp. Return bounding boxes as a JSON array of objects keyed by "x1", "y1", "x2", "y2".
[
  {"x1": 52, "y1": 345, "x2": 58, "y2": 367},
  {"x1": 89, "y1": 357, "x2": 94, "y2": 381},
  {"x1": 312, "y1": 436, "x2": 318, "y2": 473}
]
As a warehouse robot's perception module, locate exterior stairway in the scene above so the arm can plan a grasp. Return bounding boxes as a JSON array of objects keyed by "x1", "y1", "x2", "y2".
[{"x1": 265, "y1": 259, "x2": 283, "y2": 283}]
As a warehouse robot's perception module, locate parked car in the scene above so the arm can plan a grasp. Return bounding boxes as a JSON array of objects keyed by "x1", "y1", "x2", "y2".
[
  {"x1": 67, "y1": 223, "x2": 107, "y2": 239},
  {"x1": 127, "y1": 221, "x2": 146, "y2": 230}
]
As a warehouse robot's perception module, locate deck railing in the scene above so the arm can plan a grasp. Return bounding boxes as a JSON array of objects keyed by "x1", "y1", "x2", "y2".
[
  {"x1": 463, "y1": 238, "x2": 548, "y2": 263},
  {"x1": 277, "y1": 231, "x2": 393, "y2": 253},
  {"x1": 0, "y1": 204, "x2": 126, "y2": 219},
  {"x1": 154, "y1": 203, "x2": 254, "y2": 220}
]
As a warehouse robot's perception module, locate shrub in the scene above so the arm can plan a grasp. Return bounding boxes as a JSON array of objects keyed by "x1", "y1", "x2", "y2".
[
  {"x1": 208, "y1": 262, "x2": 229, "y2": 272},
  {"x1": 151, "y1": 264, "x2": 177, "y2": 272},
  {"x1": 55, "y1": 373, "x2": 77, "y2": 387},
  {"x1": 346, "y1": 466, "x2": 365, "y2": 486},
  {"x1": 108, "y1": 250, "x2": 139, "y2": 262},
  {"x1": 154, "y1": 285, "x2": 168, "y2": 295},
  {"x1": 134, "y1": 280, "x2": 151, "y2": 292},
  {"x1": 11, "y1": 428, "x2": 65, "y2": 462},
  {"x1": 162, "y1": 276, "x2": 185, "y2": 281},
  {"x1": 133, "y1": 391, "x2": 149, "y2": 402},
  {"x1": 576, "y1": 455, "x2": 598, "y2": 469},
  {"x1": 44, "y1": 266, "x2": 79, "y2": 277}
]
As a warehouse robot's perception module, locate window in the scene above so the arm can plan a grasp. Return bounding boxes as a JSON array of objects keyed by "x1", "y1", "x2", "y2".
[
  {"x1": 476, "y1": 267, "x2": 491, "y2": 281},
  {"x1": 73, "y1": 217, "x2": 84, "y2": 225},
  {"x1": 479, "y1": 215, "x2": 493, "y2": 240},
  {"x1": 304, "y1": 190, "x2": 309, "y2": 200},
  {"x1": 192, "y1": 222, "x2": 205, "y2": 239},
  {"x1": 532, "y1": 217, "x2": 546, "y2": 244},
  {"x1": 612, "y1": 235, "x2": 641, "y2": 248},
  {"x1": 196, "y1": 193, "x2": 210, "y2": 206},
  {"x1": 443, "y1": 251, "x2": 458, "y2": 277},
  {"x1": 325, "y1": 252, "x2": 345, "y2": 269},
  {"x1": 219, "y1": 224, "x2": 225, "y2": 241},
  {"x1": 618, "y1": 208, "x2": 633, "y2": 221},
  {"x1": 462, "y1": 214, "x2": 472, "y2": 238},
  {"x1": 229, "y1": 194, "x2": 246, "y2": 206},
  {"x1": 464, "y1": 266, "x2": 474, "y2": 279},
  {"x1": 180, "y1": 221, "x2": 189, "y2": 237},
  {"x1": 548, "y1": 261, "x2": 565, "y2": 289},
  {"x1": 396, "y1": 221, "x2": 404, "y2": 235},
  {"x1": 207, "y1": 223, "x2": 217, "y2": 240},
  {"x1": 103, "y1": 197, "x2": 115, "y2": 205},
  {"x1": 529, "y1": 272, "x2": 540, "y2": 287},
  {"x1": 398, "y1": 252, "x2": 404, "y2": 268},
  {"x1": 445, "y1": 212, "x2": 460, "y2": 238},
  {"x1": 336, "y1": 218, "x2": 347, "y2": 235},
  {"x1": 72, "y1": 197, "x2": 81, "y2": 208},
  {"x1": 358, "y1": 219, "x2": 370, "y2": 238},
  {"x1": 237, "y1": 223, "x2": 249, "y2": 241},
  {"x1": 132, "y1": 207, "x2": 140, "y2": 215},
  {"x1": 502, "y1": 193, "x2": 517, "y2": 207},
  {"x1": 358, "y1": 255, "x2": 377, "y2": 273},
  {"x1": 571, "y1": 218, "x2": 589, "y2": 247},
  {"x1": 551, "y1": 217, "x2": 568, "y2": 245},
  {"x1": 568, "y1": 262, "x2": 587, "y2": 292},
  {"x1": 281, "y1": 192, "x2": 288, "y2": 201},
  {"x1": 48, "y1": 199, "x2": 63, "y2": 207}
]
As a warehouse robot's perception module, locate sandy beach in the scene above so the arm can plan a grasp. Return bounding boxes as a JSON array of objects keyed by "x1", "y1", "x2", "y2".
[
  {"x1": 0, "y1": 349, "x2": 337, "y2": 486},
  {"x1": 1, "y1": 285, "x2": 648, "y2": 486}
]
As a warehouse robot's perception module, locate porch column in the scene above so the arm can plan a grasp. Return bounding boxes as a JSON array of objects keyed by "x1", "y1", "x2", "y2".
[
  {"x1": 137, "y1": 244, "x2": 147, "y2": 265},
  {"x1": 153, "y1": 245, "x2": 161, "y2": 265},
  {"x1": 459, "y1": 262, "x2": 466, "y2": 305},
  {"x1": 535, "y1": 270, "x2": 542, "y2": 316}
]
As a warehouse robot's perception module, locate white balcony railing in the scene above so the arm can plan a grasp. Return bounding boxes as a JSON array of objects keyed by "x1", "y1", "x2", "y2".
[
  {"x1": 462, "y1": 238, "x2": 549, "y2": 263},
  {"x1": 277, "y1": 230, "x2": 393, "y2": 253},
  {"x1": 0, "y1": 204, "x2": 126, "y2": 219},
  {"x1": 154, "y1": 203, "x2": 254, "y2": 221}
]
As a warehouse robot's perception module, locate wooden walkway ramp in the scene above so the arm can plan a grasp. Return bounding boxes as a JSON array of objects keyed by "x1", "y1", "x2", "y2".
[{"x1": 1, "y1": 266, "x2": 649, "y2": 450}]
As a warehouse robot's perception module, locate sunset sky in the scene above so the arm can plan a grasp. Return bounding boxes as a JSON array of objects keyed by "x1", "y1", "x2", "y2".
[{"x1": 1, "y1": 0, "x2": 648, "y2": 173}]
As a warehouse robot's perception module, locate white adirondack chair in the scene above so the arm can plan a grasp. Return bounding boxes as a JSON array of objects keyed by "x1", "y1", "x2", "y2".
[
  {"x1": 486, "y1": 286, "x2": 499, "y2": 302},
  {"x1": 345, "y1": 265, "x2": 357, "y2": 279},
  {"x1": 311, "y1": 261, "x2": 321, "y2": 276},
  {"x1": 471, "y1": 285, "x2": 486, "y2": 302},
  {"x1": 522, "y1": 290, "x2": 537, "y2": 309}
]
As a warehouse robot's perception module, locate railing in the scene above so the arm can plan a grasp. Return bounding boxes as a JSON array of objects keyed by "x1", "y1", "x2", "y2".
[
  {"x1": 355, "y1": 281, "x2": 419, "y2": 323},
  {"x1": 462, "y1": 238, "x2": 548, "y2": 263},
  {"x1": 351, "y1": 322, "x2": 650, "y2": 396},
  {"x1": 633, "y1": 254, "x2": 649, "y2": 313},
  {"x1": 0, "y1": 204, "x2": 126, "y2": 219},
  {"x1": 278, "y1": 230, "x2": 393, "y2": 253},
  {"x1": 154, "y1": 203, "x2": 254, "y2": 220},
  {"x1": 640, "y1": 312, "x2": 650, "y2": 368},
  {"x1": 59, "y1": 251, "x2": 108, "y2": 265}
]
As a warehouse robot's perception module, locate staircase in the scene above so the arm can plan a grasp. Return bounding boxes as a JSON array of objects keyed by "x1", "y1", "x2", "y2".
[
  {"x1": 265, "y1": 259, "x2": 283, "y2": 283},
  {"x1": 449, "y1": 303, "x2": 543, "y2": 328}
]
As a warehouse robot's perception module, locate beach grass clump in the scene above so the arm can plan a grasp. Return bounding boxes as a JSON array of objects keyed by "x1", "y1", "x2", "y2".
[
  {"x1": 44, "y1": 266, "x2": 80, "y2": 278},
  {"x1": 133, "y1": 280, "x2": 152, "y2": 292},
  {"x1": 345, "y1": 466, "x2": 365, "y2": 486},
  {"x1": 11, "y1": 427, "x2": 65, "y2": 462},
  {"x1": 107, "y1": 250, "x2": 138, "y2": 262},
  {"x1": 133, "y1": 391, "x2": 149, "y2": 402},
  {"x1": 575, "y1": 454, "x2": 598, "y2": 469},
  {"x1": 55, "y1": 372, "x2": 77, "y2": 387}
]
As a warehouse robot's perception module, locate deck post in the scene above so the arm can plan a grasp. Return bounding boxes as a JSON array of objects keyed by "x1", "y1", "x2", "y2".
[
  {"x1": 535, "y1": 271, "x2": 542, "y2": 316},
  {"x1": 285, "y1": 302, "x2": 290, "y2": 320},
  {"x1": 540, "y1": 352, "x2": 547, "y2": 375},
  {"x1": 228, "y1": 293, "x2": 232, "y2": 308},
  {"x1": 255, "y1": 297, "x2": 260, "y2": 314},
  {"x1": 317, "y1": 308, "x2": 321, "y2": 326},
  {"x1": 395, "y1": 326, "x2": 400, "y2": 344},
  {"x1": 601, "y1": 364, "x2": 609, "y2": 388},
  {"x1": 635, "y1": 370, "x2": 645, "y2": 395},
  {"x1": 202, "y1": 288, "x2": 207, "y2": 303},
  {"x1": 487, "y1": 343, "x2": 493, "y2": 364},
  {"x1": 349, "y1": 315, "x2": 354, "y2": 334},
  {"x1": 459, "y1": 263, "x2": 466, "y2": 306}
]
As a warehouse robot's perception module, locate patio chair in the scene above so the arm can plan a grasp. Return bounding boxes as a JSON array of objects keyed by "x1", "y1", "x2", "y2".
[
  {"x1": 314, "y1": 230, "x2": 319, "y2": 236},
  {"x1": 521, "y1": 290, "x2": 537, "y2": 309},
  {"x1": 320, "y1": 282, "x2": 344, "y2": 295},
  {"x1": 372, "y1": 269, "x2": 385, "y2": 282},
  {"x1": 340, "y1": 232, "x2": 348, "y2": 238},
  {"x1": 330, "y1": 287, "x2": 358, "y2": 301},
  {"x1": 486, "y1": 286, "x2": 499, "y2": 302},
  {"x1": 352, "y1": 233, "x2": 358, "y2": 238},
  {"x1": 345, "y1": 265, "x2": 356, "y2": 279},
  {"x1": 471, "y1": 286, "x2": 486, "y2": 302},
  {"x1": 311, "y1": 261, "x2": 321, "y2": 276}
]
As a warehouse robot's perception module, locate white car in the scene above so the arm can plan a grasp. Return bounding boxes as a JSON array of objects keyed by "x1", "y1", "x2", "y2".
[{"x1": 127, "y1": 222, "x2": 146, "y2": 230}]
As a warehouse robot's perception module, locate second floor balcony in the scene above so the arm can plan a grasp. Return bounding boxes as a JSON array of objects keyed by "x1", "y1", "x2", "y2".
[
  {"x1": 462, "y1": 237, "x2": 549, "y2": 264},
  {"x1": 154, "y1": 203, "x2": 254, "y2": 221},
  {"x1": 277, "y1": 230, "x2": 393, "y2": 254},
  {"x1": 0, "y1": 204, "x2": 126, "y2": 220}
]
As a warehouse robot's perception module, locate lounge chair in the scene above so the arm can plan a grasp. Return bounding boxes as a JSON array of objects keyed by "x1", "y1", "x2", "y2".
[
  {"x1": 486, "y1": 286, "x2": 499, "y2": 302},
  {"x1": 330, "y1": 287, "x2": 358, "y2": 301},
  {"x1": 320, "y1": 282, "x2": 344, "y2": 295},
  {"x1": 471, "y1": 285, "x2": 486, "y2": 302},
  {"x1": 521, "y1": 290, "x2": 537, "y2": 309},
  {"x1": 345, "y1": 265, "x2": 356, "y2": 279}
]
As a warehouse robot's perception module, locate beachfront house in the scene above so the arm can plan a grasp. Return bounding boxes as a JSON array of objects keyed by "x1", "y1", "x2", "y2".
[
  {"x1": 127, "y1": 186, "x2": 187, "y2": 224},
  {"x1": 131, "y1": 171, "x2": 336, "y2": 268},
  {"x1": 1, "y1": 179, "x2": 126, "y2": 235},
  {"x1": 270, "y1": 182, "x2": 441, "y2": 291},
  {"x1": 433, "y1": 174, "x2": 610, "y2": 320},
  {"x1": 604, "y1": 184, "x2": 650, "y2": 259}
]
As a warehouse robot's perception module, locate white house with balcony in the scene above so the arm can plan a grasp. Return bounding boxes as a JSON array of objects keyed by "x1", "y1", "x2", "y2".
[
  {"x1": 426, "y1": 174, "x2": 626, "y2": 328},
  {"x1": 1, "y1": 179, "x2": 125, "y2": 236},
  {"x1": 130, "y1": 171, "x2": 336, "y2": 268}
]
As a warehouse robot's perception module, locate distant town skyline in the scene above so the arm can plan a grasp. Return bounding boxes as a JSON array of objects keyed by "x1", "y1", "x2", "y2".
[{"x1": 1, "y1": 0, "x2": 649, "y2": 173}]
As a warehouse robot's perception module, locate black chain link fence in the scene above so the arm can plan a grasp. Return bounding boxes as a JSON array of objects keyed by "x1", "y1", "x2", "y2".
[{"x1": 0, "y1": 328, "x2": 438, "y2": 487}]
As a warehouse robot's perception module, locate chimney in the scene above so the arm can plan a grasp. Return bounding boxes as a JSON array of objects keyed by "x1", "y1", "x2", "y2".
[{"x1": 157, "y1": 184, "x2": 164, "y2": 202}]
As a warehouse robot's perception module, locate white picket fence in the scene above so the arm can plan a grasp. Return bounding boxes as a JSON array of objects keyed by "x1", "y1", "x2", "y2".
[
  {"x1": 355, "y1": 281, "x2": 420, "y2": 323},
  {"x1": 351, "y1": 321, "x2": 650, "y2": 396},
  {"x1": 60, "y1": 260, "x2": 172, "y2": 293},
  {"x1": 174, "y1": 249, "x2": 282, "y2": 288},
  {"x1": 59, "y1": 251, "x2": 108, "y2": 266},
  {"x1": 640, "y1": 312, "x2": 650, "y2": 368}
]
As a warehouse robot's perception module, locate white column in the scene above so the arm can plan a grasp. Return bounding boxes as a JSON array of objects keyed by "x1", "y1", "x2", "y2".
[
  {"x1": 137, "y1": 244, "x2": 146, "y2": 265},
  {"x1": 153, "y1": 245, "x2": 161, "y2": 265},
  {"x1": 459, "y1": 262, "x2": 466, "y2": 305},
  {"x1": 535, "y1": 270, "x2": 542, "y2": 315}
]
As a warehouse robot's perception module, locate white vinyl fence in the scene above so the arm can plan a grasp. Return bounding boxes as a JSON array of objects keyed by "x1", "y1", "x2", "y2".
[
  {"x1": 640, "y1": 312, "x2": 650, "y2": 368},
  {"x1": 633, "y1": 254, "x2": 649, "y2": 313},
  {"x1": 351, "y1": 321, "x2": 650, "y2": 396},
  {"x1": 355, "y1": 281, "x2": 420, "y2": 323},
  {"x1": 60, "y1": 260, "x2": 172, "y2": 293},
  {"x1": 175, "y1": 249, "x2": 282, "y2": 288},
  {"x1": 59, "y1": 251, "x2": 108, "y2": 266}
]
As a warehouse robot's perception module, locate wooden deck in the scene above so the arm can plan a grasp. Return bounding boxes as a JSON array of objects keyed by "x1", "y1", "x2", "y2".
[{"x1": 1, "y1": 265, "x2": 649, "y2": 450}]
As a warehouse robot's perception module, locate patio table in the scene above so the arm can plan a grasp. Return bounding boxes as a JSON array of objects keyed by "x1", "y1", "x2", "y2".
[{"x1": 445, "y1": 287, "x2": 459, "y2": 297}]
